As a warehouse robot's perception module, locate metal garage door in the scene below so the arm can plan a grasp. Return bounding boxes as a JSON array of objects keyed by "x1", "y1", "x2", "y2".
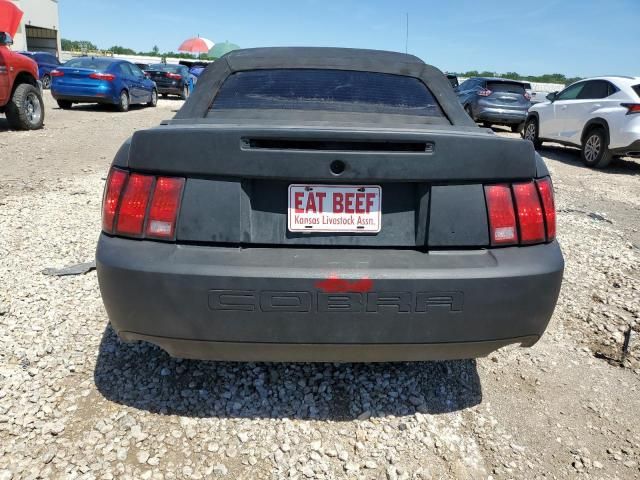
[{"x1": 25, "y1": 25, "x2": 58, "y2": 55}]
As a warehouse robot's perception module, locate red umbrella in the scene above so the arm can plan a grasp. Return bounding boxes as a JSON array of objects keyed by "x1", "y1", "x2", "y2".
[
  {"x1": 178, "y1": 36, "x2": 214, "y2": 54},
  {"x1": 0, "y1": 0, "x2": 23, "y2": 37}
]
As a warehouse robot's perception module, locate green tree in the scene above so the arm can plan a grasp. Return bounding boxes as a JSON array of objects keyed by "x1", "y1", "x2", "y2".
[
  {"x1": 152, "y1": 45, "x2": 160, "y2": 55},
  {"x1": 109, "y1": 45, "x2": 136, "y2": 55},
  {"x1": 61, "y1": 38, "x2": 98, "y2": 51}
]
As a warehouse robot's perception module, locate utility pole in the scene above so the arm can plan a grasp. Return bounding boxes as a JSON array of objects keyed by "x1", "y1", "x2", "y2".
[{"x1": 405, "y1": 12, "x2": 409, "y2": 53}]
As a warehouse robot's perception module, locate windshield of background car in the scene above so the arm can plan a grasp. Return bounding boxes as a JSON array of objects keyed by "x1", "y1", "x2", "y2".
[
  {"x1": 487, "y1": 81, "x2": 526, "y2": 94},
  {"x1": 149, "y1": 64, "x2": 181, "y2": 73},
  {"x1": 209, "y1": 69, "x2": 445, "y2": 117},
  {"x1": 64, "y1": 57, "x2": 114, "y2": 70},
  {"x1": 632, "y1": 85, "x2": 640, "y2": 98}
]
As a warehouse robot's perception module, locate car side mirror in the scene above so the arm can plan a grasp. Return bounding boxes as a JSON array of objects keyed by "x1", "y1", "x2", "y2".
[
  {"x1": 546, "y1": 91, "x2": 558, "y2": 102},
  {"x1": 0, "y1": 32, "x2": 13, "y2": 46}
]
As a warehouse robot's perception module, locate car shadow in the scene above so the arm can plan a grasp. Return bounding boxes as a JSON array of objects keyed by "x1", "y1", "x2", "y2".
[
  {"x1": 0, "y1": 117, "x2": 11, "y2": 132},
  {"x1": 538, "y1": 144, "x2": 640, "y2": 175},
  {"x1": 94, "y1": 326, "x2": 482, "y2": 420},
  {"x1": 55, "y1": 104, "x2": 150, "y2": 113}
]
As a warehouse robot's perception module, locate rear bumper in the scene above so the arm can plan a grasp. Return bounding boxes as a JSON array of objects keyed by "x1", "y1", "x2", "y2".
[
  {"x1": 475, "y1": 106, "x2": 527, "y2": 125},
  {"x1": 96, "y1": 235, "x2": 564, "y2": 362},
  {"x1": 156, "y1": 86, "x2": 183, "y2": 95},
  {"x1": 51, "y1": 83, "x2": 117, "y2": 104},
  {"x1": 611, "y1": 139, "x2": 640, "y2": 157}
]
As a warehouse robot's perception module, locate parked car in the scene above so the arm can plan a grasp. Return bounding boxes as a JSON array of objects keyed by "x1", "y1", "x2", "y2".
[
  {"x1": 524, "y1": 76, "x2": 640, "y2": 168},
  {"x1": 17, "y1": 51, "x2": 61, "y2": 89},
  {"x1": 96, "y1": 47, "x2": 563, "y2": 363},
  {"x1": 134, "y1": 62, "x2": 150, "y2": 71},
  {"x1": 0, "y1": 32, "x2": 44, "y2": 130},
  {"x1": 456, "y1": 77, "x2": 531, "y2": 132},
  {"x1": 520, "y1": 82, "x2": 548, "y2": 105},
  {"x1": 50, "y1": 57, "x2": 157, "y2": 112},
  {"x1": 142, "y1": 63, "x2": 194, "y2": 99}
]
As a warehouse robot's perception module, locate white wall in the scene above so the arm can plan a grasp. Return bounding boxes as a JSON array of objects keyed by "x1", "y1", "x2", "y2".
[{"x1": 10, "y1": 0, "x2": 61, "y2": 55}]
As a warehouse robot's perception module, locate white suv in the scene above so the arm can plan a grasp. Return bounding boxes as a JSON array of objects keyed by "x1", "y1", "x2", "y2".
[{"x1": 523, "y1": 76, "x2": 640, "y2": 168}]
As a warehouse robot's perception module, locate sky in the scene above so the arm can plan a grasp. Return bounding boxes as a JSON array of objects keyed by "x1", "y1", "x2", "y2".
[{"x1": 59, "y1": 0, "x2": 639, "y2": 78}]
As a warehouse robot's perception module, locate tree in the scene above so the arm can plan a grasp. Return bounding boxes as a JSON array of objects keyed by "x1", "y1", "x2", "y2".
[
  {"x1": 152, "y1": 45, "x2": 160, "y2": 55},
  {"x1": 109, "y1": 45, "x2": 136, "y2": 55},
  {"x1": 61, "y1": 38, "x2": 98, "y2": 51}
]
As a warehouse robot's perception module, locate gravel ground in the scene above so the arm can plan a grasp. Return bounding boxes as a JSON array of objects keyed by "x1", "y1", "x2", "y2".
[{"x1": 1, "y1": 92, "x2": 639, "y2": 479}]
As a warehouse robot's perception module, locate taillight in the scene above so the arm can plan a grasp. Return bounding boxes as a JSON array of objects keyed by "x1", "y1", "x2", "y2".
[
  {"x1": 485, "y1": 178, "x2": 556, "y2": 246},
  {"x1": 536, "y1": 178, "x2": 556, "y2": 241},
  {"x1": 50, "y1": 70, "x2": 64, "y2": 77},
  {"x1": 512, "y1": 182, "x2": 545, "y2": 244},
  {"x1": 485, "y1": 185, "x2": 517, "y2": 245},
  {"x1": 166, "y1": 72, "x2": 182, "y2": 80},
  {"x1": 621, "y1": 103, "x2": 640, "y2": 114},
  {"x1": 478, "y1": 88, "x2": 492, "y2": 97},
  {"x1": 89, "y1": 72, "x2": 116, "y2": 81},
  {"x1": 101, "y1": 168, "x2": 185, "y2": 241},
  {"x1": 102, "y1": 168, "x2": 128, "y2": 233},
  {"x1": 115, "y1": 174, "x2": 154, "y2": 236},
  {"x1": 145, "y1": 177, "x2": 185, "y2": 239}
]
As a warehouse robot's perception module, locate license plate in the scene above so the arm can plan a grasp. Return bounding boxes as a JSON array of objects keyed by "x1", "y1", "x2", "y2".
[{"x1": 288, "y1": 184, "x2": 381, "y2": 233}]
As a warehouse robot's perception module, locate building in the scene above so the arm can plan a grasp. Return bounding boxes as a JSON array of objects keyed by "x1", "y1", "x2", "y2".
[{"x1": 10, "y1": 0, "x2": 61, "y2": 57}]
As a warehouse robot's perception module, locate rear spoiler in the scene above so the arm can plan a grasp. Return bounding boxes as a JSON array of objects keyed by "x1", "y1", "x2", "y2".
[{"x1": 125, "y1": 124, "x2": 536, "y2": 182}]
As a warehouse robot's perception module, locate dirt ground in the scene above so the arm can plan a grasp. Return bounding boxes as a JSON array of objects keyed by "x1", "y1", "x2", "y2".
[{"x1": 0, "y1": 91, "x2": 639, "y2": 480}]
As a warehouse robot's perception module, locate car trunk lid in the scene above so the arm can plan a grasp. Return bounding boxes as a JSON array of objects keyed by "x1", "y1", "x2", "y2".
[{"x1": 119, "y1": 122, "x2": 537, "y2": 248}]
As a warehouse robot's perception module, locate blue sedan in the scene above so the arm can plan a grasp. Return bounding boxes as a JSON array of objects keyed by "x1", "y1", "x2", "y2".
[
  {"x1": 51, "y1": 57, "x2": 157, "y2": 112},
  {"x1": 18, "y1": 51, "x2": 62, "y2": 89}
]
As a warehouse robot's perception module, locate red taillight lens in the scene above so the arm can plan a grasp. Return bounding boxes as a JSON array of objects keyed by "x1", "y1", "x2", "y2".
[
  {"x1": 536, "y1": 178, "x2": 556, "y2": 241},
  {"x1": 145, "y1": 177, "x2": 185, "y2": 239},
  {"x1": 50, "y1": 70, "x2": 64, "y2": 77},
  {"x1": 102, "y1": 168, "x2": 128, "y2": 233},
  {"x1": 115, "y1": 174, "x2": 154, "y2": 235},
  {"x1": 485, "y1": 184, "x2": 517, "y2": 245},
  {"x1": 166, "y1": 72, "x2": 182, "y2": 80},
  {"x1": 621, "y1": 103, "x2": 640, "y2": 114},
  {"x1": 478, "y1": 88, "x2": 492, "y2": 97},
  {"x1": 89, "y1": 72, "x2": 116, "y2": 81},
  {"x1": 512, "y1": 181, "x2": 545, "y2": 244}
]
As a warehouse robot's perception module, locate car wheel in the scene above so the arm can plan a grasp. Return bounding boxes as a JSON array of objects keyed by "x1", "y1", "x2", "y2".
[
  {"x1": 117, "y1": 90, "x2": 130, "y2": 112},
  {"x1": 147, "y1": 89, "x2": 158, "y2": 108},
  {"x1": 523, "y1": 118, "x2": 542, "y2": 149},
  {"x1": 5, "y1": 83, "x2": 45, "y2": 130},
  {"x1": 581, "y1": 128, "x2": 612, "y2": 169},
  {"x1": 161, "y1": 93, "x2": 168, "y2": 99},
  {"x1": 511, "y1": 123, "x2": 524, "y2": 134},
  {"x1": 464, "y1": 104, "x2": 474, "y2": 120},
  {"x1": 41, "y1": 74, "x2": 51, "y2": 90},
  {"x1": 57, "y1": 100, "x2": 72, "y2": 110},
  {"x1": 180, "y1": 84, "x2": 189, "y2": 100}
]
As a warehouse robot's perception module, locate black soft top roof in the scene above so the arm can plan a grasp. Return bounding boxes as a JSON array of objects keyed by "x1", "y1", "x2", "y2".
[
  {"x1": 174, "y1": 47, "x2": 474, "y2": 127},
  {"x1": 223, "y1": 47, "x2": 424, "y2": 72}
]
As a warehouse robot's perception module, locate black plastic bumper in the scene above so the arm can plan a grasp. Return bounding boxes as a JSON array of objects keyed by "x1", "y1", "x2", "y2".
[
  {"x1": 96, "y1": 235, "x2": 564, "y2": 362},
  {"x1": 611, "y1": 139, "x2": 640, "y2": 157}
]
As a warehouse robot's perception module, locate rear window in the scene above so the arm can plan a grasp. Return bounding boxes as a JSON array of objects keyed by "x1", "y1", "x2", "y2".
[
  {"x1": 64, "y1": 57, "x2": 114, "y2": 70},
  {"x1": 633, "y1": 85, "x2": 640, "y2": 98},
  {"x1": 487, "y1": 81, "x2": 526, "y2": 94},
  {"x1": 210, "y1": 69, "x2": 444, "y2": 117}
]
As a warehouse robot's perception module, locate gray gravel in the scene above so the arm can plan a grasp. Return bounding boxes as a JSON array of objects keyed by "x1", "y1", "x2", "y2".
[{"x1": 1, "y1": 94, "x2": 639, "y2": 479}]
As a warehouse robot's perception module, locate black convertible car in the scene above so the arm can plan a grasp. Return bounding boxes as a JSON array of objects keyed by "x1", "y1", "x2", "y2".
[{"x1": 96, "y1": 47, "x2": 563, "y2": 362}]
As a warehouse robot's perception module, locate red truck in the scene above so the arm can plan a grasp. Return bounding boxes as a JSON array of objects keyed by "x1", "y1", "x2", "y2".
[{"x1": 0, "y1": 32, "x2": 44, "y2": 130}]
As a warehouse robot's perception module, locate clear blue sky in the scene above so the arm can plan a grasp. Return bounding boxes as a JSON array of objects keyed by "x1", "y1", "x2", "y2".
[{"x1": 59, "y1": 0, "x2": 639, "y2": 77}]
